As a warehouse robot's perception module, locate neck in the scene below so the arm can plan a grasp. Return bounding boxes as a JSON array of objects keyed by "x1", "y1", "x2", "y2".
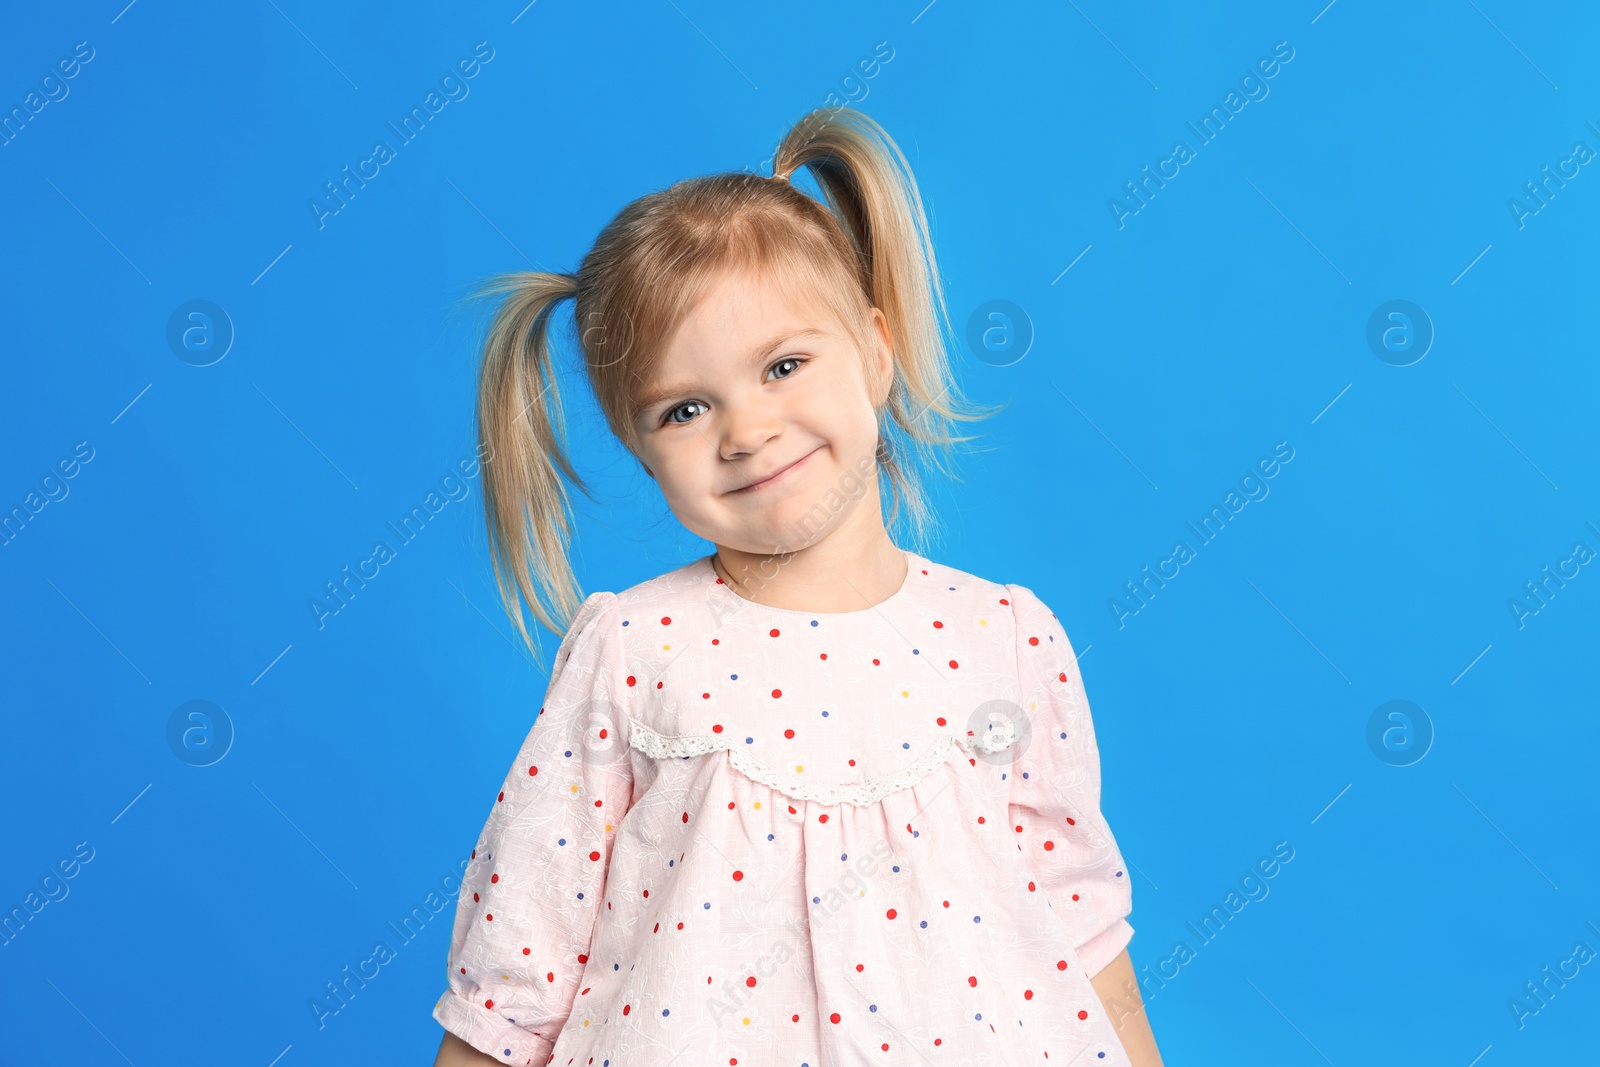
[{"x1": 712, "y1": 503, "x2": 907, "y2": 613}]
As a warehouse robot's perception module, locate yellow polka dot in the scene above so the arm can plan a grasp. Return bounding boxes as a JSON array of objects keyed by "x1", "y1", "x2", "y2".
[
  {"x1": 900, "y1": 690, "x2": 909, "y2": 698},
  {"x1": 662, "y1": 644, "x2": 672, "y2": 651},
  {"x1": 742, "y1": 1017, "x2": 752, "y2": 1026},
  {"x1": 979, "y1": 617, "x2": 988, "y2": 627},
  {"x1": 795, "y1": 765, "x2": 804, "y2": 773},
  {"x1": 753, "y1": 801, "x2": 761, "y2": 809},
  {"x1": 568, "y1": 784, "x2": 579, "y2": 794}
]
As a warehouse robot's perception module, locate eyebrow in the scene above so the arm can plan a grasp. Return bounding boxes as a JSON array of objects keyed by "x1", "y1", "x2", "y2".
[{"x1": 634, "y1": 328, "x2": 828, "y2": 414}]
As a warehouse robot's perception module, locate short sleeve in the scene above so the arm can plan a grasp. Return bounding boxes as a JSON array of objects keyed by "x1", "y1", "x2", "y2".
[
  {"x1": 1005, "y1": 583, "x2": 1134, "y2": 979},
  {"x1": 433, "y1": 590, "x2": 634, "y2": 1064}
]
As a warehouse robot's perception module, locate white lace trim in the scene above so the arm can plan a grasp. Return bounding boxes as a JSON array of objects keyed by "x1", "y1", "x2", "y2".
[{"x1": 626, "y1": 717, "x2": 1017, "y2": 806}]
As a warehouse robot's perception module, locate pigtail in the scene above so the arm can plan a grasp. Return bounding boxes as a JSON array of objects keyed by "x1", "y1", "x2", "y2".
[
  {"x1": 770, "y1": 108, "x2": 1002, "y2": 542},
  {"x1": 471, "y1": 271, "x2": 586, "y2": 662}
]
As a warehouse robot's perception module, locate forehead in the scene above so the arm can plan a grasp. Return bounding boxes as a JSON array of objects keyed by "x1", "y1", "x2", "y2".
[{"x1": 636, "y1": 264, "x2": 862, "y2": 399}]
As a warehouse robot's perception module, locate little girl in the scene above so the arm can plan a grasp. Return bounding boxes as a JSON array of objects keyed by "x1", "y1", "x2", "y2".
[{"x1": 432, "y1": 108, "x2": 1165, "y2": 1067}]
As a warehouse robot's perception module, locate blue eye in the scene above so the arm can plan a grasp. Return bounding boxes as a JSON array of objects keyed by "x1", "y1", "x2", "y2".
[{"x1": 664, "y1": 401, "x2": 707, "y2": 425}]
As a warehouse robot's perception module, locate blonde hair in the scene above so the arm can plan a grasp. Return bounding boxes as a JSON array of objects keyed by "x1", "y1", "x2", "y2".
[{"x1": 468, "y1": 107, "x2": 1000, "y2": 659}]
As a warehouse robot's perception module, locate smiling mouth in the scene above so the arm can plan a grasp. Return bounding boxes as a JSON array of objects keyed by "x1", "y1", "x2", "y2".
[{"x1": 730, "y1": 447, "x2": 820, "y2": 494}]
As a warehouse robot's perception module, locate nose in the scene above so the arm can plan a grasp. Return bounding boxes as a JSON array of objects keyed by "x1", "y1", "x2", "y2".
[{"x1": 718, "y1": 395, "x2": 783, "y2": 460}]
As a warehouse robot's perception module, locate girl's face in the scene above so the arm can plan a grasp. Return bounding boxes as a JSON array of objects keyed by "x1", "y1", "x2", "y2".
[{"x1": 630, "y1": 266, "x2": 893, "y2": 556}]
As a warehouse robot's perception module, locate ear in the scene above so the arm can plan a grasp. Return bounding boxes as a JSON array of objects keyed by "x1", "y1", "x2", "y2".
[{"x1": 867, "y1": 307, "x2": 894, "y2": 407}]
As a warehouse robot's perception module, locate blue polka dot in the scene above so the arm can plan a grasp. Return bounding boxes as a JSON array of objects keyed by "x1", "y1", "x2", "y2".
[
  {"x1": 973, "y1": 915, "x2": 981, "y2": 922},
  {"x1": 902, "y1": 742, "x2": 910, "y2": 749},
  {"x1": 703, "y1": 902, "x2": 711, "y2": 909},
  {"x1": 746, "y1": 737, "x2": 754, "y2": 744},
  {"x1": 840, "y1": 853, "x2": 848, "y2": 861},
  {"x1": 913, "y1": 648, "x2": 920, "y2": 655},
  {"x1": 891, "y1": 865, "x2": 900, "y2": 872},
  {"x1": 810, "y1": 620, "x2": 818, "y2": 627},
  {"x1": 812, "y1": 896, "x2": 821, "y2": 903},
  {"x1": 821, "y1": 710, "x2": 829, "y2": 716},
  {"x1": 558, "y1": 838, "x2": 567, "y2": 846},
  {"x1": 767, "y1": 833, "x2": 774, "y2": 841},
  {"x1": 662, "y1": 1008, "x2": 670, "y2": 1016},
  {"x1": 919, "y1": 920, "x2": 927, "y2": 928},
  {"x1": 621, "y1": 620, "x2": 629, "y2": 626},
  {"x1": 974, "y1": 1012, "x2": 983, "y2": 1020},
  {"x1": 870, "y1": 1004, "x2": 878, "y2": 1012},
  {"x1": 731, "y1": 674, "x2": 738, "y2": 680}
]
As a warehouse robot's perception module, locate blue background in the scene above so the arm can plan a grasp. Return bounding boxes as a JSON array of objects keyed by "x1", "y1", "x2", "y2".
[{"x1": 3, "y1": 1, "x2": 1597, "y2": 1063}]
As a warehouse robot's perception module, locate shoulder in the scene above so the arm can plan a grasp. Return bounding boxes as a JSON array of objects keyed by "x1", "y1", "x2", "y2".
[{"x1": 908, "y1": 553, "x2": 1057, "y2": 636}]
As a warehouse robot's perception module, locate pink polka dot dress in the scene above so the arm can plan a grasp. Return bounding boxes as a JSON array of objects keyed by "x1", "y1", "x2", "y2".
[{"x1": 433, "y1": 549, "x2": 1137, "y2": 1065}]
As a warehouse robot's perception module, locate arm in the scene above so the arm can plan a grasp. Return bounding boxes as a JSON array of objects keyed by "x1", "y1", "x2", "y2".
[
  {"x1": 1089, "y1": 948, "x2": 1165, "y2": 1067},
  {"x1": 434, "y1": 1031, "x2": 504, "y2": 1067}
]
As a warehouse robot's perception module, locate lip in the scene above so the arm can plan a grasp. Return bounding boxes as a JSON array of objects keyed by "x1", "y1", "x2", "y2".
[{"x1": 729, "y1": 447, "x2": 820, "y2": 494}]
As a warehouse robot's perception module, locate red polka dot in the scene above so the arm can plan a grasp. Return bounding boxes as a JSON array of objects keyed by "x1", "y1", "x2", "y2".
[
  {"x1": 702, "y1": 693, "x2": 710, "y2": 699},
  {"x1": 683, "y1": 812, "x2": 689, "y2": 822},
  {"x1": 732, "y1": 870, "x2": 744, "y2": 881},
  {"x1": 661, "y1": 616, "x2": 672, "y2": 625},
  {"x1": 977, "y1": 816, "x2": 985, "y2": 824},
  {"x1": 485, "y1": 913, "x2": 493, "y2": 921},
  {"x1": 623, "y1": 1004, "x2": 631, "y2": 1015},
  {"x1": 712, "y1": 723, "x2": 724, "y2": 733},
  {"x1": 490, "y1": 873, "x2": 499, "y2": 883},
  {"x1": 746, "y1": 976, "x2": 758, "y2": 987},
  {"x1": 626, "y1": 675, "x2": 637, "y2": 686},
  {"x1": 830, "y1": 1012, "x2": 842, "y2": 1024},
  {"x1": 949, "y1": 660, "x2": 959, "y2": 669},
  {"x1": 784, "y1": 729, "x2": 795, "y2": 739},
  {"x1": 1071, "y1": 893, "x2": 1080, "y2": 901},
  {"x1": 1014, "y1": 825, "x2": 1024, "y2": 833},
  {"x1": 820, "y1": 652, "x2": 828, "y2": 660},
  {"x1": 485, "y1": 998, "x2": 494, "y2": 1008},
  {"x1": 769, "y1": 628, "x2": 780, "y2": 638},
  {"x1": 1059, "y1": 671, "x2": 1068, "y2": 682},
  {"x1": 497, "y1": 791, "x2": 504, "y2": 802},
  {"x1": 1028, "y1": 636, "x2": 1040, "y2": 646},
  {"x1": 1066, "y1": 817, "x2": 1076, "y2": 825},
  {"x1": 933, "y1": 620, "x2": 943, "y2": 628},
  {"x1": 1043, "y1": 841, "x2": 1054, "y2": 851},
  {"x1": 1024, "y1": 989, "x2": 1034, "y2": 1000},
  {"x1": 727, "y1": 801, "x2": 736, "y2": 810},
  {"x1": 934, "y1": 1038, "x2": 942, "y2": 1046},
  {"x1": 818, "y1": 813, "x2": 829, "y2": 823},
  {"x1": 881, "y1": 1044, "x2": 889, "y2": 1052},
  {"x1": 711, "y1": 637, "x2": 720, "y2": 645},
  {"x1": 936, "y1": 717, "x2": 946, "y2": 726},
  {"x1": 855, "y1": 963, "x2": 865, "y2": 972},
  {"x1": 771, "y1": 688, "x2": 782, "y2": 698},
  {"x1": 588, "y1": 850, "x2": 600, "y2": 861},
  {"x1": 1078, "y1": 1010, "x2": 1089, "y2": 1021},
  {"x1": 967, "y1": 976, "x2": 978, "y2": 987},
  {"x1": 1056, "y1": 960, "x2": 1068, "y2": 970},
  {"x1": 871, "y1": 658, "x2": 880, "y2": 665},
  {"x1": 792, "y1": 1014, "x2": 800, "y2": 1022},
  {"x1": 528, "y1": 765, "x2": 538, "y2": 776},
  {"x1": 523, "y1": 947, "x2": 531, "y2": 955},
  {"x1": 656, "y1": 681, "x2": 664, "y2": 689},
  {"x1": 886, "y1": 908, "x2": 897, "y2": 919}
]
